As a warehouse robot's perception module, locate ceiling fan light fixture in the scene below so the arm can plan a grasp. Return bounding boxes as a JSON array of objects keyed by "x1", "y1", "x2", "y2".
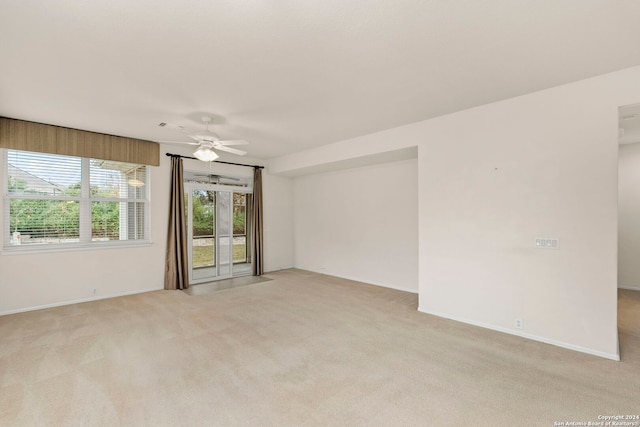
[{"x1": 193, "y1": 143, "x2": 219, "y2": 162}]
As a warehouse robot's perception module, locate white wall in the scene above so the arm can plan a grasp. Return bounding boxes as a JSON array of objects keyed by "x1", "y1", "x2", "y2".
[
  {"x1": 293, "y1": 159, "x2": 418, "y2": 292},
  {"x1": 0, "y1": 151, "x2": 171, "y2": 314},
  {"x1": 0, "y1": 146, "x2": 294, "y2": 314},
  {"x1": 618, "y1": 143, "x2": 640, "y2": 291},
  {"x1": 271, "y1": 65, "x2": 640, "y2": 360},
  {"x1": 415, "y1": 80, "x2": 622, "y2": 360},
  {"x1": 262, "y1": 172, "x2": 295, "y2": 272}
]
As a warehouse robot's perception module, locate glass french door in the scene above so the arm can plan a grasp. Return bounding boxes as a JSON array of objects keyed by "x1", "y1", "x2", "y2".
[{"x1": 186, "y1": 184, "x2": 252, "y2": 284}]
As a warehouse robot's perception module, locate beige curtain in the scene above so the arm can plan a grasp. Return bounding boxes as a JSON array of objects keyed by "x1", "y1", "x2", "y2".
[
  {"x1": 251, "y1": 168, "x2": 264, "y2": 276},
  {"x1": 164, "y1": 156, "x2": 189, "y2": 290}
]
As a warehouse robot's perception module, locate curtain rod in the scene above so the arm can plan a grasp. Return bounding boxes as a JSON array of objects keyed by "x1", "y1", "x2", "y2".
[{"x1": 165, "y1": 152, "x2": 264, "y2": 169}]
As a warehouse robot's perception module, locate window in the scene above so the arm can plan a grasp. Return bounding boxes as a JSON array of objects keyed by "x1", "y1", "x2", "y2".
[
  {"x1": 233, "y1": 193, "x2": 248, "y2": 263},
  {"x1": 3, "y1": 149, "x2": 149, "y2": 251}
]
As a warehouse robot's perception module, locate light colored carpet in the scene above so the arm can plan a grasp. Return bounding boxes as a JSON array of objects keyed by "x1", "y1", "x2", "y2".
[{"x1": 1, "y1": 269, "x2": 639, "y2": 426}]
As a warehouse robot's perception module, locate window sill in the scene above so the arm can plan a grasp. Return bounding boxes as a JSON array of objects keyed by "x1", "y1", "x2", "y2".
[{"x1": 1, "y1": 240, "x2": 153, "y2": 255}]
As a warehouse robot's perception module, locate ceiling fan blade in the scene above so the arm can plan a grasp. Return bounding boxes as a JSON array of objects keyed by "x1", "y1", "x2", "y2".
[
  {"x1": 194, "y1": 135, "x2": 218, "y2": 143},
  {"x1": 155, "y1": 140, "x2": 200, "y2": 145},
  {"x1": 216, "y1": 139, "x2": 249, "y2": 146},
  {"x1": 214, "y1": 145, "x2": 247, "y2": 156},
  {"x1": 159, "y1": 120, "x2": 249, "y2": 155}
]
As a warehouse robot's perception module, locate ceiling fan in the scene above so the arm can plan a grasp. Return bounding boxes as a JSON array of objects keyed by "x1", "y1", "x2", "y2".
[
  {"x1": 158, "y1": 116, "x2": 248, "y2": 161},
  {"x1": 188, "y1": 173, "x2": 241, "y2": 184}
]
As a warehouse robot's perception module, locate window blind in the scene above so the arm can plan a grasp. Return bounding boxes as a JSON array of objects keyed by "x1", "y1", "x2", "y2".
[{"x1": 5, "y1": 149, "x2": 149, "y2": 248}]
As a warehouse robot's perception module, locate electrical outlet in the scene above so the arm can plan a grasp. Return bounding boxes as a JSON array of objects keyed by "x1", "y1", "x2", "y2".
[
  {"x1": 515, "y1": 318, "x2": 524, "y2": 329},
  {"x1": 92, "y1": 288, "x2": 98, "y2": 295},
  {"x1": 535, "y1": 238, "x2": 559, "y2": 249}
]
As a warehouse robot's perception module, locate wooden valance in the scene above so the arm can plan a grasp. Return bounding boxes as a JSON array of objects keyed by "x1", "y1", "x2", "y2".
[{"x1": 0, "y1": 117, "x2": 160, "y2": 166}]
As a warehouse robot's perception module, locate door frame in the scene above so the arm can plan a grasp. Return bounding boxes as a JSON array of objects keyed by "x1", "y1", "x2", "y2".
[{"x1": 185, "y1": 180, "x2": 253, "y2": 285}]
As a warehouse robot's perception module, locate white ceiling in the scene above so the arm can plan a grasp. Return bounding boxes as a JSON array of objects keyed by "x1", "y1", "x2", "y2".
[{"x1": 2, "y1": 1, "x2": 640, "y2": 159}]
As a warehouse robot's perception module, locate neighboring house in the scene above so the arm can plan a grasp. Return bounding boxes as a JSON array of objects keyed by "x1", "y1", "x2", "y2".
[{"x1": 7, "y1": 162, "x2": 65, "y2": 195}]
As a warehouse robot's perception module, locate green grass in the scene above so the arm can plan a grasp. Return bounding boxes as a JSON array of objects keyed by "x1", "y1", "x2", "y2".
[{"x1": 193, "y1": 244, "x2": 247, "y2": 267}]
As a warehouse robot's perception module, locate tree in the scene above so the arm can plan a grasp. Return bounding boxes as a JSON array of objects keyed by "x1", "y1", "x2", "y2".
[
  {"x1": 8, "y1": 177, "x2": 28, "y2": 192},
  {"x1": 9, "y1": 179, "x2": 122, "y2": 241},
  {"x1": 192, "y1": 191, "x2": 215, "y2": 236},
  {"x1": 10, "y1": 199, "x2": 80, "y2": 239},
  {"x1": 89, "y1": 184, "x2": 120, "y2": 239},
  {"x1": 233, "y1": 193, "x2": 246, "y2": 235}
]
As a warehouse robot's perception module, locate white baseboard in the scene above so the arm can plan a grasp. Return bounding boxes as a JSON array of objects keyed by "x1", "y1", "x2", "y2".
[
  {"x1": 618, "y1": 284, "x2": 640, "y2": 291},
  {"x1": 417, "y1": 306, "x2": 620, "y2": 362},
  {"x1": 0, "y1": 287, "x2": 163, "y2": 316},
  {"x1": 302, "y1": 267, "x2": 418, "y2": 294},
  {"x1": 264, "y1": 266, "x2": 294, "y2": 273}
]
